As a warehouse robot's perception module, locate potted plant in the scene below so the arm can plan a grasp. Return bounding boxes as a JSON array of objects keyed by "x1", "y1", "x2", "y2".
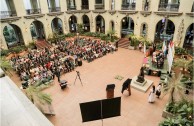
[
  {"x1": 161, "y1": 73, "x2": 188, "y2": 118},
  {"x1": 25, "y1": 85, "x2": 53, "y2": 114}
]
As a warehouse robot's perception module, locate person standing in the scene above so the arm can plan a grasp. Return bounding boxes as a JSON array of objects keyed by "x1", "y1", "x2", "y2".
[
  {"x1": 148, "y1": 85, "x2": 155, "y2": 103},
  {"x1": 139, "y1": 42, "x2": 143, "y2": 52},
  {"x1": 156, "y1": 83, "x2": 162, "y2": 98}
]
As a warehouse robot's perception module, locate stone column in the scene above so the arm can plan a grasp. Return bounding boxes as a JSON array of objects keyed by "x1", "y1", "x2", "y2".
[
  {"x1": 13, "y1": 0, "x2": 26, "y2": 16},
  {"x1": 163, "y1": 18, "x2": 168, "y2": 34},
  {"x1": 128, "y1": 17, "x2": 131, "y2": 30}
]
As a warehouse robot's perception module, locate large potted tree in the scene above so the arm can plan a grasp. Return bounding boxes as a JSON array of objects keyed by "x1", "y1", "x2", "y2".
[
  {"x1": 25, "y1": 85, "x2": 55, "y2": 115},
  {"x1": 161, "y1": 73, "x2": 187, "y2": 118}
]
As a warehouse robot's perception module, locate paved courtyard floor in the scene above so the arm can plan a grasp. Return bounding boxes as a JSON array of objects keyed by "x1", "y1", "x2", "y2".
[{"x1": 11, "y1": 48, "x2": 169, "y2": 126}]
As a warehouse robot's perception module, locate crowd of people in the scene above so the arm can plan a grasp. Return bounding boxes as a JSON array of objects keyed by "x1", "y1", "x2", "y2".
[
  {"x1": 152, "y1": 51, "x2": 165, "y2": 69},
  {"x1": 10, "y1": 37, "x2": 117, "y2": 85}
]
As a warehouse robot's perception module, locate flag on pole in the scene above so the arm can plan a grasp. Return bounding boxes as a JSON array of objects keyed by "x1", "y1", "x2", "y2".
[
  {"x1": 143, "y1": 42, "x2": 146, "y2": 55},
  {"x1": 162, "y1": 41, "x2": 166, "y2": 53}
]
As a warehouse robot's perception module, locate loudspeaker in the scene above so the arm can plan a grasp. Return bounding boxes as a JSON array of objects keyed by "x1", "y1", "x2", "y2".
[
  {"x1": 158, "y1": 71, "x2": 161, "y2": 77},
  {"x1": 148, "y1": 69, "x2": 152, "y2": 75}
]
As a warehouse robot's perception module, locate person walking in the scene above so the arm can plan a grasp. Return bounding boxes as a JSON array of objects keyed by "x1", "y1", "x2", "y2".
[
  {"x1": 148, "y1": 85, "x2": 155, "y2": 103},
  {"x1": 156, "y1": 83, "x2": 162, "y2": 98}
]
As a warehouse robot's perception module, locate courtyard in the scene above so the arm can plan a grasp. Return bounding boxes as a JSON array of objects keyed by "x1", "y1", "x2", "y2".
[{"x1": 10, "y1": 48, "x2": 169, "y2": 126}]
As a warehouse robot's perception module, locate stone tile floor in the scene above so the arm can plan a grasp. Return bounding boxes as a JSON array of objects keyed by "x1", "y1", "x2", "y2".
[{"x1": 11, "y1": 48, "x2": 169, "y2": 126}]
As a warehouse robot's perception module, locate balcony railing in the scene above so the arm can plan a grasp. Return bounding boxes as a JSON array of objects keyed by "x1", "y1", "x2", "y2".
[
  {"x1": 81, "y1": 5, "x2": 89, "y2": 10},
  {"x1": 95, "y1": 4, "x2": 104, "y2": 10},
  {"x1": 121, "y1": 3, "x2": 136, "y2": 10},
  {"x1": 0, "y1": 11, "x2": 17, "y2": 18},
  {"x1": 26, "y1": 8, "x2": 41, "y2": 15},
  {"x1": 158, "y1": 3, "x2": 180, "y2": 12},
  {"x1": 48, "y1": 7, "x2": 61, "y2": 12},
  {"x1": 67, "y1": 5, "x2": 76, "y2": 10}
]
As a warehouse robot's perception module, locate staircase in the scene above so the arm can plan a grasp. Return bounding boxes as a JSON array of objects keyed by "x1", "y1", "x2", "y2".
[
  {"x1": 118, "y1": 38, "x2": 130, "y2": 49},
  {"x1": 35, "y1": 39, "x2": 52, "y2": 49}
]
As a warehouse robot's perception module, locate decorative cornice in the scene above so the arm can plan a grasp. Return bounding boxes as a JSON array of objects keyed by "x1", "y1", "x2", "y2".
[
  {"x1": 0, "y1": 16, "x2": 21, "y2": 23},
  {"x1": 154, "y1": 11, "x2": 183, "y2": 17},
  {"x1": 47, "y1": 12, "x2": 64, "y2": 16},
  {"x1": 24, "y1": 14, "x2": 45, "y2": 19},
  {"x1": 140, "y1": 11, "x2": 152, "y2": 17},
  {"x1": 66, "y1": 10, "x2": 90, "y2": 14},
  {"x1": 92, "y1": 10, "x2": 107, "y2": 13},
  {"x1": 186, "y1": 12, "x2": 194, "y2": 17},
  {"x1": 108, "y1": 10, "x2": 117, "y2": 15},
  {"x1": 118, "y1": 10, "x2": 138, "y2": 15}
]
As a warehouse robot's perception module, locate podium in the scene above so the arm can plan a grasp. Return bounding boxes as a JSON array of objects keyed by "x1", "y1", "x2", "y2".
[{"x1": 106, "y1": 84, "x2": 115, "y2": 99}]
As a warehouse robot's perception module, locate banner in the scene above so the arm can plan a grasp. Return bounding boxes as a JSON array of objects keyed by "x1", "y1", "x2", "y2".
[{"x1": 167, "y1": 43, "x2": 173, "y2": 72}]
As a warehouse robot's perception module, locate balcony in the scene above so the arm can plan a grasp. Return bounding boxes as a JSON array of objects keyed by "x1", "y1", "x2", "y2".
[
  {"x1": 48, "y1": 7, "x2": 61, "y2": 12},
  {"x1": 158, "y1": 3, "x2": 180, "y2": 12},
  {"x1": 67, "y1": 5, "x2": 76, "y2": 10},
  {"x1": 0, "y1": 11, "x2": 17, "y2": 19},
  {"x1": 121, "y1": 3, "x2": 136, "y2": 10},
  {"x1": 26, "y1": 9, "x2": 41, "y2": 15},
  {"x1": 81, "y1": 5, "x2": 89, "y2": 10},
  {"x1": 95, "y1": 4, "x2": 104, "y2": 10}
]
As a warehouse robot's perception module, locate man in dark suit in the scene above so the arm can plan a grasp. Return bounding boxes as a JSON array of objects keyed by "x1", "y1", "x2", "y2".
[{"x1": 121, "y1": 78, "x2": 132, "y2": 94}]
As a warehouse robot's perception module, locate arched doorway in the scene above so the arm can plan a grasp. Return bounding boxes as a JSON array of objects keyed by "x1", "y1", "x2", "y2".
[
  {"x1": 121, "y1": 17, "x2": 134, "y2": 37},
  {"x1": 3, "y1": 24, "x2": 24, "y2": 48},
  {"x1": 140, "y1": 23, "x2": 148, "y2": 37},
  {"x1": 82, "y1": 15, "x2": 90, "y2": 32},
  {"x1": 51, "y1": 18, "x2": 63, "y2": 34},
  {"x1": 69, "y1": 15, "x2": 77, "y2": 32},
  {"x1": 30, "y1": 20, "x2": 45, "y2": 40},
  {"x1": 183, "y1": 23, "x2": 193, "y2": 49},
  {"x1": 110, "y1": 21, "x2": 114, "y2": 31},
  {"x1": 96, "y1": 15, "x2": 105, "y2": 33},
  {"x1": 155, "y1": 18, "x2": 175, "y2": 41}
]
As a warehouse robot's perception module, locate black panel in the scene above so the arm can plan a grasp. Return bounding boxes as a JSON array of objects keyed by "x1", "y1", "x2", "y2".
[
  {"x1": 79, "y1": 97, "x2": 121, "y2": 122},
  {"x1": 80, "y1": 100, "x2": 101, "y2": 122},
  {"x1": 102, "y1": 97, "x2": 121, "y2": 119}
]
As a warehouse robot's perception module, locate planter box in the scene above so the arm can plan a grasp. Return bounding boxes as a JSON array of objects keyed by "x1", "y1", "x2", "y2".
[
  {"x1": 162, "y1": 109, "x2": 175, "y2": 118},
  {"x1": 128, "y1": 45, "x2": 135, "y2": 50}
]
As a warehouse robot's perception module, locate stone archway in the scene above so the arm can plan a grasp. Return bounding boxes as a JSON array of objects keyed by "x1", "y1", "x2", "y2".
[
  {"x1": 69, "y1": 15, "x2": 77, "y2": 32},
  {"x1": 96, "y1": 15, "x2": 105, "y2": 33},
  {"x1": 82, "y1": 15, "x2": 90, "y2": 32},
  {"x1": 30, "y1": 20, "x2": 46, "y2": 40},
  {"x1": 51, "y1": 18, "x2": 63, "y2": 34},
  {"x1": 121, "y1": 16, "x2": 134, "y2": 38},
  {"x1": 183, "y1": 23, "x2": 193, "y2": 49},
  {"x1": 3, "y1": 24, "x2": 24, "y2": 48},
  {"x1": 155, "y1": 18, "x2": 175, "y2": 41},
  {"x1": 140, "y1": 23, "x2": 148, "y2": 38}
]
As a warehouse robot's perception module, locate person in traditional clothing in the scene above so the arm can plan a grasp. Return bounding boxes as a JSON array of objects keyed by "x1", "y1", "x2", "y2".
[
  {"x1": 148, "y1": 85, "x2": 155, "y2": 103},
  {"x1": 156, "y1": 83, "x2": 162, "y2": 98}
]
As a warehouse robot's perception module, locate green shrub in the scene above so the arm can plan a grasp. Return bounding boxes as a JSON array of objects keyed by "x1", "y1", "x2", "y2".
[
  {"x1": 175, "y1": 47, "x2": 187, "y2": 55},
  {"x1": 9, "y1": 45, "x2": 27, "y2": 54},
  {"x1": 0, "y1": 49, "x2": 9, "y2": 56}
]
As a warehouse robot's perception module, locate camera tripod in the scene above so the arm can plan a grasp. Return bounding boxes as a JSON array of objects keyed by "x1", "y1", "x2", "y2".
[{"x1": 74, "y1": 71, "x2": 83, "y2": 86}]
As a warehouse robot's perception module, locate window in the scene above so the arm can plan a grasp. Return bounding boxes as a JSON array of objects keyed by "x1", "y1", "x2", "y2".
[{"x1": 95, "y1": 0, "x2": 103, "y2": 4}]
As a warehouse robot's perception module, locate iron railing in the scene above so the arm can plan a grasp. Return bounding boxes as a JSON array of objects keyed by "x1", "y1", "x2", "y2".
[
  {"x1": 67, "y1": 5, "x2": 76, "y2": 10},
  {"x1": 121, "y1": 3, "x2": 136, "y2": 10},
  {"x1": 81, "y1": 5, "x2": 89, "y2": 10},
  {"x1": 95, "y1": 4, "x2": 104, "y2": 10},
  {"x1": 0, "y1": 10, "x2": 17, "y2": 18},
  {"x1": 26, "y1": 8, "x2": 41, "y2": 15},
  {"x1": 158, "y1": 3, "x2": 180, "y2": 11},
  {"x1": 48, "y1": 7, "x2": 61, "y2": 12}
]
